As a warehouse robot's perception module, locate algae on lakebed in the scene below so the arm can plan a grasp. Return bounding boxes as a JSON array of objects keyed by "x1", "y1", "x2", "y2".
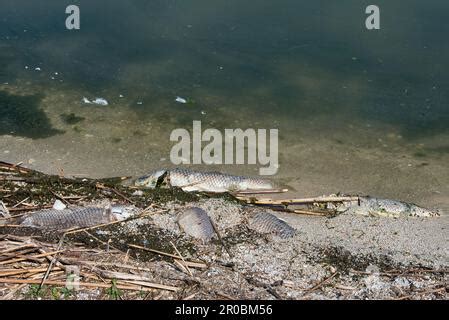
[
  {"x1": 0, "y1": 90, "x2": 63, "y2": 138},
  {"x1": 60, "y1": 113, "x2": 85, "y2": 125}
]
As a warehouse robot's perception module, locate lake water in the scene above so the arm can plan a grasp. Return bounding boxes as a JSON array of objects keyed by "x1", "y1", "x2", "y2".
[{"x1": 1, "y1": 1, "x2": 448, "y2": 214}]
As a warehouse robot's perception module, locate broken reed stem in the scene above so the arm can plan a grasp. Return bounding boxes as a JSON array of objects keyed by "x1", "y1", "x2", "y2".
[
  {"x1": 304, "y1": 271, "x2": 338, "y2": 293},
  {"x1": 395, "y1": 286, "x2": 447, "y2": 300},
  {"x1": 128, "y1": 244, "x2": 206, "y2": 269},
  {"x1": 62, "y1": 259, "x2": 155, "y2": 272},
  {"x1": 210, "y1": 219, "x2": 233, "y2": 258},
  {"x1": 0, "y1": 267, "x2": 63, "y2": 277},
  {"x1": 12, "y1": 197, "x2": 30, "y2": 209},
  {"x1": 234, "y1": 188, "x2": 289, "y2": 195},
  {"x1": 239, "y1": 196, "x2": 359, "y2": 206},
  {"x1": 0, "y1": 243, "x2": 37, "y2": 254},
  {"x1": 0, "y1": 250, "x2": 65, "y2": 265},
  {"x1": 98, "y1": 270, "x2": 179, "y2": 292},
  {"x1": 64, "y1": 209, "x2": 163, "y2": 235},
  {"x1": 39, "y1": 234, "x2": 66, "y2": 288},
  {"x1": 170, "y1": 241, "x2": 192, "y2": 276},
  {"x1": 292, "y1": 209, "x2": 329, "y2": 216},
  {"x1": 128, "y1": 244, "x2": 181, "y2": 259}
]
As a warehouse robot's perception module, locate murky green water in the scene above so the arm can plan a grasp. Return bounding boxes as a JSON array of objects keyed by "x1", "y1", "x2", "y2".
[{"x1": 1, "y1": 1, "x2": 448, "y2": 213}]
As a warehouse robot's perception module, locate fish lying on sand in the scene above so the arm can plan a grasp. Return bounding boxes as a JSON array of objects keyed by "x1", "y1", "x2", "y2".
[
  {"x1": 326, "y1": 196, "x2": 440, "y2": 218},
  {"x1": 248, "y1": 212, "x2": 296, "y2": 238},
  {"x1": 15, "y1": 205, "x2": 138, "y2": 230},
  {"x1": 134, "y1": 168, "x2": 275, "y2": 193},
  {"x1": 177, "y1": 207, "x2": 216, "y2": 242}
]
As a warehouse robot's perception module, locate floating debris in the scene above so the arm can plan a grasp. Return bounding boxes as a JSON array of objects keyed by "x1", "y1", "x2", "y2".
[
  {"x1": 177, "y1": 207, "x2": 215, "y2": 242},
  {"x1": 248, "y1": 212, "x2": 296, "y2": 239},
  {"x1": 134, "y1": 168, "x2": 275, "y2": 193},
  {"x1": 175, "y1": 96, "x2": 187, "y2": 104},
  {"x1": 82, "y1": 97, "x2": 109, "y2": 106},
  {"x1": 92, "y1": 98, "x2": 109, "y2": 106},
  {"x1": 82, "y1": 97, "x2": 92, "y2": 104}
]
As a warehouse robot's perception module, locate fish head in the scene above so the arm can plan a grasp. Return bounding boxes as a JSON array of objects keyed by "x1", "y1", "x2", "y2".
[
  {"x1": 110, "y1": 205, "x2": 139, "y2": 220},
  {"x1": 409, "y1": 205, "x2": 440, "y2": 217},
  {"x1": 134, "y1": 169, "x2": 167, "y2": 189}
]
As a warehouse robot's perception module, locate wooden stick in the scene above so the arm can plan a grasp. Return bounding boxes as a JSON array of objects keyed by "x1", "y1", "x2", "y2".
[
  {"x1": 117, "y1": 279, "x2": 179, "y2": 292},
  {"x1": 98, "y1": 270, "x2": 179, "y2": 292},
  {"x1": 40, "y1": 235, "x2": 66, "y2": 288},
  {"x1": 0, "y1": 267, "x2": 63, "y2": 277},
  {"x1": 173, "y1": 259, "x2": 190, "y2": 274},
  {"x1": 0, "y1": 248, "x2": 42, "y2": 263},
  {"x1": 292, "y1": 209, "x2": 329, "y2": 216},
  {"x1": 304, "y1": 272, "x2": 338, "y2": 293},
  {"x1": 128, "y1": 244, "x2": 181, "y2": 260},
  {"x1": 234, "y1": 188, "x2": 289, "y2": 195},
  {"x1": 0, "y1": 243, "x2": 37, "y2": 254},
  {"x1": 61, "y1": 259, "x2": 155, "y2": 272},
  {"x1": 126, "y1": 244, "x2": 206, "y2": 268},
  {"x1": 0, "y1": 250, "x2": 65, "y2": 265},
  {"x1": 395, "y1": 287, "x2": 447, "y2": 300},
  {"x1": 170, "y1": 241, "x2": 192, "y2": 276},
  {"x1": 210, "y1": 220, "x2": 233, "y2": 258},
  {"x1": 240, "y1": 196, "x2": 359, "y2": 206},
  {"x1": 12, "y1": 197, "x2": 30, "y2": 209}
]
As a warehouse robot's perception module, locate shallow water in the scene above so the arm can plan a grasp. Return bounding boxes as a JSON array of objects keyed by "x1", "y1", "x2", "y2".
[{"x1": 0, "y1": 1, "x2": 448, "y2": 213}]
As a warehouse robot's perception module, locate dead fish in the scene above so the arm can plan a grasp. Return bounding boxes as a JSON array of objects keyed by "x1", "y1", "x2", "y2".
[
  {"x1": 134, "y1": 168, "x2": 274, "y2": 193},
  {"x1": 177, "y1": 207, "x2": 215, "y2": 242},
  {"x1": 18, "y1": 205, "x2": 137, "y2": 230},
  {"x1": 332, "y1": 196, "x2": 440, "y2": 217},
  {"x1": 248, "y1": 212, "x2": 296, "y2": 238}
]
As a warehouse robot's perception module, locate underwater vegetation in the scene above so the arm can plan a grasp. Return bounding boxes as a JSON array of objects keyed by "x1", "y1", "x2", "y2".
[{"x1": 0, "y1": 90, "x2": 63, "y2": 138}]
